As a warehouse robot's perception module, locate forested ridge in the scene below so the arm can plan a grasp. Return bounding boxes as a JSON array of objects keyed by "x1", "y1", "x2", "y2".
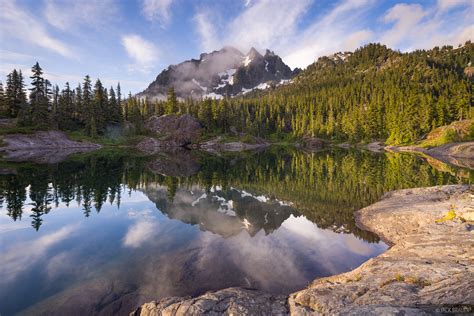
[{"x1": 1, "y1": 42, "x2": 472, "y2": 145}]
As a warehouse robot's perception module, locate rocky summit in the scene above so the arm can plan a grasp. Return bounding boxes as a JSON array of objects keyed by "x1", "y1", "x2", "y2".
[{"x1": 137, "y1": 46, "x2": 299, "y2": 100}]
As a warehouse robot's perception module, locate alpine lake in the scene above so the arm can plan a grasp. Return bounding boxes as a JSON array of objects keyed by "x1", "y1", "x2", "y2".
[{"x1": 0, "y1": 146, "x2": 471, "y2": 315}]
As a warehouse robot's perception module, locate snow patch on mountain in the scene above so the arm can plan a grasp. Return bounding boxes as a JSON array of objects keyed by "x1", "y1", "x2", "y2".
[
  {"x1": 240, "y1": 82, "x2": 271, "y2": 95},
  {"x1": 243, "y1": 55, "x2": 252, "y2": 66},
  {"x1": 192, "y1": 79, "x2": 207, "y2": 92},
  {"x1": 203, "y1": 92, "x2": 224, "y2": 100},
  {"x1": 218, "y1": 68, "x2": 237, "y2": 87}
]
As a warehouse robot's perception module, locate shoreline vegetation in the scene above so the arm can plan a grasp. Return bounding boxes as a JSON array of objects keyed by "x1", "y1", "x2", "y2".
[
  {"x1": 1, "y1": 118, "x2": 472, "y2": 170},
  {"x1": 130, "y1": 185, "x2": 473, "y2": 315},
  {"x1": 1, "y1": 42, "x2": 473, "y2": 150}
]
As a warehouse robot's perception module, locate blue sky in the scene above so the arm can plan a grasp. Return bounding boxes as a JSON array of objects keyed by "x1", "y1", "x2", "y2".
[{"x1": 0, "y1": 0, "x2": 472, "y2": 94}]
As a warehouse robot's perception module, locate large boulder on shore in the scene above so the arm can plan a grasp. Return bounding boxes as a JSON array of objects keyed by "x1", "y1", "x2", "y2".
[
  {"x1": 1, "y1": 130, "x2": 100, "y2": 150},
  {"x1": 0, "y1": 131, "x2": 101, "y2": 163},
  {"x1": 301, "y1": 136, "x2": 325, "y2": 151},
  {"x1": 144, "y1": 114, "x2": 202, "y2": 147}
]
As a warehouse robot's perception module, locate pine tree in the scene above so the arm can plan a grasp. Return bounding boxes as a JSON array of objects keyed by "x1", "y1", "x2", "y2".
[
  {"x1": 108, "y1": 87, "x2": 122, "y2": 124},
  {"x1": 58, "y1": 82, "x2": 74, "y2": 129},
  {"x1": 29, "y1": 63, "x2": 49, "y2": 128},
  {"x1": 165, "y1": 87, "x2": 177, "y2": 114},
  {"x1": 6, "y1": 69, "x2": 27, "y2": 119},
  {"x1": 93, "y1": 79, "x2": 107, "y2": 133},
  {"x1": 82, "y1": 75, "x2": 95, "y2": 136},
  {"x1": 0, "y1": 82, "x2": 7, "y2": 117}
]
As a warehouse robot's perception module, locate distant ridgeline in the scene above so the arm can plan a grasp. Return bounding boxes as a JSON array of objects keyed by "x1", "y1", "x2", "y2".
[{"x1": 0, "y1": 42, "x2": 472, "y2": 144}]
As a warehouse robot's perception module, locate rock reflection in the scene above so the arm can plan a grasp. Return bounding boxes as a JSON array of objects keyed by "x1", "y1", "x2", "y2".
[{"x1": 147, "y1": 148, "x2": 201, "y2": 177}]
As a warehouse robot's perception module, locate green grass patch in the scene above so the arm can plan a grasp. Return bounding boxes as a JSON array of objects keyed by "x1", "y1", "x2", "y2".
[
  {"x1": 0, "y1": 125, "x2": 42, "y2": 136},
  {"x1": 419, "y1": 120, "x2": 473, "y2": 148},
  {"x1": 67, "y1": 131, "x2": 145, "y2": 146},
  {"x1": 435, "y1": 204, "x2": 466, "y2": 223},
  {"x1": 380, "y1": 274, "x2": 431, "y2": 288}
]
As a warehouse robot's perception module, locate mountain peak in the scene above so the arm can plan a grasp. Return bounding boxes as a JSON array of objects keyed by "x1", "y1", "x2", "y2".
[
  {"x1": 247, "y1": 47, "x2": 262, "y2": 59},
  {"x1": 265, "y1": 49, "x2": 275, "y2": 56},
  {"x1": 138, "y1": 46, "x2": 296, "y2": 100}
]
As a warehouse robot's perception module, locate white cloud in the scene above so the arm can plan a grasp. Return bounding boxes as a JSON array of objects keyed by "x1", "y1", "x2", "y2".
[
  {"x1": 227, "y1": 0, "x2": 312, "y2": 53},
  {"x1": 378, "y1": 1, "x2": 473, "y2": 51},
  {"x1": 193, "y1": 0, "x2": 472, "y2": 69},
  {"x1": 121, "y1": 34, "x2": 159, "y2": 73},
  {"x1": 194, "y1": 11, "x2": 220, "y2": 52},
  {"x1": 43, "y1": 0, "x2": 118, "y2": 31},
  {"x1": 141, "y1": 0, "x2": 174, "y2": 26},
  {"x1": 379, "y1": 3, "x2": 427, "y2": 48},
  {"x1": 343, "y1": 30, "x2": 374, "y2": 51},
  {"x1": 283, "y1": 0, "x2": 375, "y2": 68},
  {"x1": 0, "y1": 0, "x2": 74, "y2": 58},
  {"x1": 437, "y1": 0, "x2": 472, "y2": 12},
  {"x1": 191, "y1": 0, "x2": 377, "y2": 69}
]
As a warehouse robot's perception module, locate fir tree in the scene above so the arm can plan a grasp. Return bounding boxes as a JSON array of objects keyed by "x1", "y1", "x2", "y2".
[
  {"x1": 29, "y1": 63, "x2": 49, "y2": 128},
  {"x1": 165, "y1": 87, "x2": 177, "y2": 114}
]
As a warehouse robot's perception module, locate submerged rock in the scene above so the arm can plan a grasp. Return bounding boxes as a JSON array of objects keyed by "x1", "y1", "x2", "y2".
[
  {"x1": 130, "y1": 288, "x2": 288, "y2": 316},
  {"x1": 195, "y1": 136, "x2": 269, "y2": 152}
]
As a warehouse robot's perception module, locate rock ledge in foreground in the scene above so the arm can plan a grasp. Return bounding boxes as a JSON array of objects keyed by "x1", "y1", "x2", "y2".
[
  {"x1": 130, "y1": 288, "x2": 288, "y2": 316},
  {"x1": 290, "y1": 185, "x2": 474, "y2": 315}
]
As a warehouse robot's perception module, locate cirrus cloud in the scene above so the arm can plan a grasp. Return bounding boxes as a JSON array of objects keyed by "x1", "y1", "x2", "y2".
[
  {"x1": 1, "y1": 0, "x2": 74, "y2": 58},
  {"x1": 141, "y1": 0, "x2": 174, "y2": 26},
  {"x1": 43, "y1": 0, "x2": 118, "y2": 32}
]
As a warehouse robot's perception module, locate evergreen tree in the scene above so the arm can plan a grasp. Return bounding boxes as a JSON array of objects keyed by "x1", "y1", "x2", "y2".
[
  {"x1": 29, "y1": 63, "x2": 49, "y2": 128},
  {"x1": 0, "y1": 82, "x2": 7, "y2": 117},
  {"x1": 6, "y1": 69, "x2": 27, "y2": 119},
  {"x1": 165, "y1": 87, "x2": 177, "y2": 114},
  {"x1": 82, "y1": 75, "x2": 95, "y2": 136},
  {"x1": 108, "y1": 87, "x2": 122, "y2": 124}
]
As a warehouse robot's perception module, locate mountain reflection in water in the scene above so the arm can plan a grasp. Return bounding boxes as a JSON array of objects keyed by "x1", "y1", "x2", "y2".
[{"x1": 0, "y1": 148, "x2": 470, "y2": 315}]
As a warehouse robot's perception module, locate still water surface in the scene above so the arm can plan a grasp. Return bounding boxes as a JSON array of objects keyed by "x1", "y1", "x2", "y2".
[{"x1": 0, "y1": 148, "x2": 470, "y2": 315}]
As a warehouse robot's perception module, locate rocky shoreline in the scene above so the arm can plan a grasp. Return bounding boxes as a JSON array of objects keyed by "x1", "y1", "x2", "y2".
[
  {"x1": 0, "y1": 131, "x2": 102, "y2": 163},
  {"x1": 1, "y1": 125, "x2": 472, "y2": 169},
  {"x1": 131, "y1": 185, "x2": 474, "y2": 315},
  {"x1": 385, "y1": 142, "x2": 474, "y2": 170}
]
